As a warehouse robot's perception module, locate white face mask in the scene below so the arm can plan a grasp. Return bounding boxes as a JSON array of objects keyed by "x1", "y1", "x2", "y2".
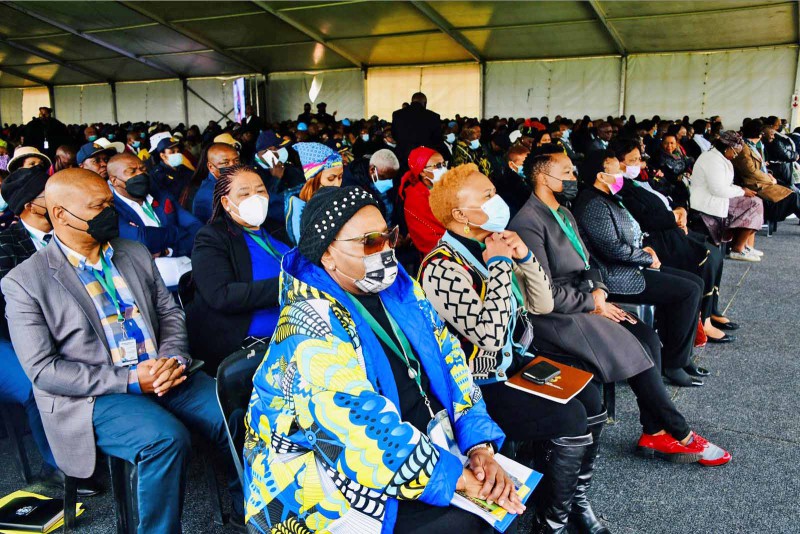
[
  {"x1": 430, "y1": 167, "x2": 447, "y2": 184},
  {"x1": 167, "y1": 153, "x2": 183, "y2": 168},
  {"x1": 332, "y1": 248, "x2": 399, "y2": 294},
  {"x1": 277, "y1": 147, "x2": 289, "y2": 163},
  {"x1": 623, "y1": 165, "x2": 641, "y2": 179},
  {"x1": 227, "y1": 194, "x2": 269, "y2": 227},
  {"x1": 461, "y1": 194, "x2": 510, "y2": 233}
]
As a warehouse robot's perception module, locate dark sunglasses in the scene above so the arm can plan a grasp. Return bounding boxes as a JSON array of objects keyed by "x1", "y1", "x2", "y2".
[{"x1": 334, "y1": 225, "x2": 399, "y2": 254}]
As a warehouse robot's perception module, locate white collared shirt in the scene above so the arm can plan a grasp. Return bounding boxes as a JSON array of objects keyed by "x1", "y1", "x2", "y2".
[
  {"x1": 115, "y1": 192, "x2": 160, "y2": 227},
  {"x1": 694, "y1": 134, "x2": 712, "y2": 153},
  {"x1": 20, "y1": 220, "x2": 52, "y2": 251}
]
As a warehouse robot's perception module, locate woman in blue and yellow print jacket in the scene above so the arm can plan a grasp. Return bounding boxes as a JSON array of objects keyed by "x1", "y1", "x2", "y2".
[{"x1": 243, "y1": 186, "x2": 516, "y2": 533}]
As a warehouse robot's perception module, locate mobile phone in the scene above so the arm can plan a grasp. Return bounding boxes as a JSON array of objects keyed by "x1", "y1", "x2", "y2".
[
  {"x1": 186, "y1": 359, "x2": 205, "y2": 377},
  {"x1": 522, "y1": 361, "x2": 561, "y2": 385}
]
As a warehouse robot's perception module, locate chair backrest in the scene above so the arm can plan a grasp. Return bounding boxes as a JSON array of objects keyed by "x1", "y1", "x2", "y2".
[
  {"x1": 177, "y1": 270, "x2": 194, "y2": 309},
  {"x1": 215, "y1": 343, "x2": 267, "y2": 485}
]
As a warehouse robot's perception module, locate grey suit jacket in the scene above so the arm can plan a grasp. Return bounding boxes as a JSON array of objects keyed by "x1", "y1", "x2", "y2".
[
  {"x1": 1, "y1": 237, "x2": 189, "y2": 478},
  {"x1": 509, "y1": 194, "x2": 653, "y2": 383}
]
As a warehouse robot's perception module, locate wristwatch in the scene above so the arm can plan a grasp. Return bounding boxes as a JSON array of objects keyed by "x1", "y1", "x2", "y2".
[{"x1": 466, "y1": 442, "x2": 495, "y2": 457}]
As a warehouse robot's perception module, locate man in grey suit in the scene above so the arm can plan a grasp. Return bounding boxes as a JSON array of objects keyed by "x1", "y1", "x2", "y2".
[{"x1": 2, "y1": 169, "x2": 242, "y2": 533}]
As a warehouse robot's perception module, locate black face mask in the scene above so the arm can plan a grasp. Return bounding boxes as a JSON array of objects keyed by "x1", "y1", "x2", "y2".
[
  {"x1": 557, "y1": 179, "x2": 579, "y2": 202},
  {"x1": 124, "y1": 173, "x2": 151, "y2": 199},
  {"x1": 63, "y1": 205, "x2": 119, "y2": 244}
]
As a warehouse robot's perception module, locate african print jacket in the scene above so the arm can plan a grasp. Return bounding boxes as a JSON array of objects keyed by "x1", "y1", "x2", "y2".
[
  {"x1": 243, "y1": 248, "x2": 504, "y2": 533},
  {"x1": 452, "y1": 140, "x2": 493, "y2": 177}
]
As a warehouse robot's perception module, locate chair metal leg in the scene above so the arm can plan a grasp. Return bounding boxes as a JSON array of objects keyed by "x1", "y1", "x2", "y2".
[
  {"x1": 603, "y1": 382, "x2": 616, "y2": 425},
  {"x1": 62, "y1": 476, "x2": 77, "y2": 533},
  {"x1": 1, "y1": 404, "x2": 33, "y2": 484},
  {"x1": 108, "y1": 456, "x2": 137, "y2": 534},
  {"x1": 199, "y1": 443, "x2": 224, "y2": 526}
]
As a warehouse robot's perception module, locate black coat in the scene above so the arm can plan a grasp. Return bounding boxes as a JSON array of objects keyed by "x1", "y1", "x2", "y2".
[
  {"x1": 617, "y1": 180, "x2": 708, "y2": 272},
  {"x1": 765, "y1": 134, "x2": 798, "y2": 187},
  {"x1": 185, "y1": 216, "x2": 288, "y2": 373},
  {"x1": 572, "y1": 188, "x2": 652, "y2": 295},
  {"x1": 0, "y1": 224, "x2": 36, "y2": 339},
  {"x1": 391, "y1": 102, "x2": 443, "y2": 166},
  {"x1": 652, "y1": 150, "x2": 691, "y2": 208},
  {"x1": 493, "y1": 165, "x2": 532, "y2": 219}
]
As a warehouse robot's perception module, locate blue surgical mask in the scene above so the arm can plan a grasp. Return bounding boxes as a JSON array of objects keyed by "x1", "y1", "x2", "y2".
[
  {"x1": 469, "y1": 139, "x2": 481, "y2": 150},
  {"x1": 107, "y1": 134, "x2": 115, "y2": 141},
  {"x1": 562, "y1": 129, "x2": 571, "y2": 140},
  {"x1": 513, "y1": 163, "x2": 525, "y2": 178},
  {"x1": 167, "y1": 153, "x2": 183, "y2": 167},
  {"x1": 140, "y1": 132, "x2": 146, "y2": 139},
  {"x1": 446, "y1": 132, "x2": 456, "y2": 144},
  {"x1": 88, "y1": 135, "x2": 98, "y2": 142},
  {"x1": 132, "y1": 140, "x2": 141, "y2": 149},
  {"x1": 0, "y1": 192, "x2": 7, "y2": 212},
  {"x1": 361, "y1": 134, "x2": 370, "y2": 142},
  {"x1": 372, "y1": 169, "x2": 393, "y2": 194}
]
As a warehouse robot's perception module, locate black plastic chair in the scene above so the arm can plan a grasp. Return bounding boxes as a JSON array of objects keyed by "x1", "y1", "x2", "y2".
[
  {"x1": 215, "y1": 342, "x2": 268, "y2": 486},
  {"x1": 176, "y1": 271, "x2": 195, "y2": 310}
]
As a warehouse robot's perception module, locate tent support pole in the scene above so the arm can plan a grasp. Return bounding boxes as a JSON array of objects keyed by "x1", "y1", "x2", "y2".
[
  {"x1": 619, "y1": 55, "x2": 627, "y2": 117},
  {"x1": 110, "y1": 82, "x2": 118, "y2": 124},
  {"x1": 792, "y1": 48, "x2": 800, "y2": 130},
  {"x1": 47, "y1": 84, "x2": 56, "y2": 118},
  {"x1": 182, "y1": 79, "x2": 189, "y2": 126},
  {"x1": 480, "y1": 61, "x2": 486, "y2": 119}
]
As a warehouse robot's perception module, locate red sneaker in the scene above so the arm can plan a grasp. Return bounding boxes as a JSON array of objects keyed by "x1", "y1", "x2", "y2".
[
  {"x1": 636, "y1": 432, "x2": 704, "y2": 463},
  {"x1": 691, "y1": 432, "x2": 732, "y2": 466}
]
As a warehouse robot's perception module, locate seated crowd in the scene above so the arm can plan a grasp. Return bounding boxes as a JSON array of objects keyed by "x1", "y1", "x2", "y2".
[{"x1": 1, "y1": 94, "x2": 795, "y2": 533}]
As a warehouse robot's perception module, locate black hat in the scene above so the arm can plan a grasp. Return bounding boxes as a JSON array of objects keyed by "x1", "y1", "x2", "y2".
[
  {"x1": 1, "y1": 166, "x2": 49, "y2": 215},
  {"x1": 298, "y1": 186, "x2": 378, "y2": 265}
]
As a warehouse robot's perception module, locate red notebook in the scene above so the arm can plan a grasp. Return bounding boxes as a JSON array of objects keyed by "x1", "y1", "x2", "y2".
[{"x1": 505, "y1": 356, "x2": 594, "y2": 404}]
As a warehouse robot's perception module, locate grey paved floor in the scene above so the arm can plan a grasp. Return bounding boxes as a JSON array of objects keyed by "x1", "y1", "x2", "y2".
[{"x1": 1, "y1": 226, "x2": 798, "y2": 533}]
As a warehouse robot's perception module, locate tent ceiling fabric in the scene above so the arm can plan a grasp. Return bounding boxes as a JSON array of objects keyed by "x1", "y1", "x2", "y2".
[{"x1": 0, "y1": 0, "x2": 796, "y2": 88}]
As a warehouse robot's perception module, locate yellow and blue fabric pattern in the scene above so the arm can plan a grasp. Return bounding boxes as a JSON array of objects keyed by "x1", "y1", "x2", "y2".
[{"x1": 243, "y1": 247, "x2": 504, "y2": 533}]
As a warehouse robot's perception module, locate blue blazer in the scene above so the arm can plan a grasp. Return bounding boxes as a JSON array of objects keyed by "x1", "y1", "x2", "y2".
[{"x1": 114, "y1": 189, "x2": 202, "y2": 257}]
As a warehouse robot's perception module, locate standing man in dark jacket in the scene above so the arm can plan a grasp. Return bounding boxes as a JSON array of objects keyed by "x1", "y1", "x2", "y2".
[
  {"x1": 21, "y1": 107, "x2": 68, "y2": 158},
  {"x1": 391, "y1": 92, "x2": 443, "y2": 172}
]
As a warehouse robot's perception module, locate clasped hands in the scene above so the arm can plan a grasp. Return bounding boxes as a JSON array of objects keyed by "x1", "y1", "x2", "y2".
[
  {"x1": 137, "y1": 357, "x2": 188, "y2": 396},
  {"x1": 455, "y1": 448, "x2": 526, "y2": 514}
]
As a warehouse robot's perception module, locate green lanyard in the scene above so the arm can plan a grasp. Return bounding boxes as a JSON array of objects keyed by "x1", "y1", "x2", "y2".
[
  {"x1": 346, "y1": 294, "x2": 435, "y2": 419},
  {"x1": 91, "y1": 255, "x2": 125, "y2": 322},
  {"x1": 548, "y1": 207, "x2": 590, "y2": 270},
  {"x1": 140, "y1": 200, "x2": 161, "y2": 227},
  {"x1": 244, "y1": 229, "x2": 283, "y2": 261}
]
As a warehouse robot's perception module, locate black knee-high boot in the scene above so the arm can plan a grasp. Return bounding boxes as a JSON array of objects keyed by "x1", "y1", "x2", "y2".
[
  {"x1": 569, "y1": 411, "x2": 610, "y2": 533},
  {"x1": 533, "y1": 433, "x2": 592, "y2": 534}
]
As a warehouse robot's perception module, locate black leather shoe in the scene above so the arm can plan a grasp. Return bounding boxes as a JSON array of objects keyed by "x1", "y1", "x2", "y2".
[
  {"x1": 663, "y1": 367, "x2": 704, "y2": 387},
  {"x1": 711, "y1": 319, "x2": 739, "y2": 331},
  {"x1": 40, "y1": 468, "x2": 103, "y2": 497},
  {"x1": 707, "y1": 333, "x2": 736, "y2": 344},
  {"x1": 684, "y1": 363, "x2": 711, "y2": 377}
]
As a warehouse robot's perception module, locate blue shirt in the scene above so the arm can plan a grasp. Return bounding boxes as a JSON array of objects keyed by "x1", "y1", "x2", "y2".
[
  {"x1": 192, "y1": 173, "x2": 216, "y2": 223},
  {"x1": 245, "y1": 231, "x2": 291, "y2": 337}
]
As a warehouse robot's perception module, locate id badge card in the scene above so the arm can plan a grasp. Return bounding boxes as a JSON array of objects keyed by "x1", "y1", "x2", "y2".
[
  {"x1": 115, "y1": 309, "x2": 140, "y2": 367},
  {"x1": 427, "y1": 409, "x2": 462, "y2": 459}
]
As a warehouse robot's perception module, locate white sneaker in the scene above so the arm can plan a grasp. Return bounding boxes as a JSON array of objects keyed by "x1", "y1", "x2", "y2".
[
  {"x1": 745, "y1": 246, "x2": 764, "y2": 257},
  {"x1": 728, "y1": 249, "x2": 761, "y2": 262}
]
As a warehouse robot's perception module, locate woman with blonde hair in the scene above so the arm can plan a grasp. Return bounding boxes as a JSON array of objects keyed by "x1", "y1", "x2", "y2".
[{"x1": 420, "y1": 163, "x2": 608, "y2": 533}]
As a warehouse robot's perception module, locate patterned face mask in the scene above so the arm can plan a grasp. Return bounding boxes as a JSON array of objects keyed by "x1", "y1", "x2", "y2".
[
  {"x1": 332, "y1": 248, "x2": 398, "y2": 294},
  {"x1": 0, "y1": 154, "x2": 8, "y2": 171}
]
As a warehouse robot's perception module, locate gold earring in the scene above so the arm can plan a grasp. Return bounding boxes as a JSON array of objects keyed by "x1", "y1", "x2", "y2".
[{"x1": 464, "y1": 224, "x2": 470, "y2": 234}]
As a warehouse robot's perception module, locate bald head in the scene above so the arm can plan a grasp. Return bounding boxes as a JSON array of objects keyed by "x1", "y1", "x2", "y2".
[
  {"x1": 207, "y1": 143, "x2": 240, "y2": 178},
  {"x1": 46, "y1": 168, "x2": 115, "y2": 250}
]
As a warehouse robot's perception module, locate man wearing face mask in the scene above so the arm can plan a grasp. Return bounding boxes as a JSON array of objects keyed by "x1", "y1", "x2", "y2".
[
  {"x1": 192, "y1": 143, "x2": 241, "y2": 223},
  {"x1": 453, "y1": 125, "x2": 492, "y2": 177},
  {"x1": 493, "y1": 144, "x2": 532, "y2": 218},
  {"x1": 151, "y1": 136, "x2": 193, "y2": 200},
  {"x1": 1, "y1": 168, "x2": 244, "y2": 532},
  {"x1": 443, "y1": 122, "x2": 458, "y2": 163},
  {"x1": 252, "y1": 131, "x2": 305, "y2": 223},
  {"x1": 186, "y1": 165, "x2": 290, "y2": 373},
  {"x1": 108, "y1": 153, "x2": 201, "y2": 287},
  {"x1": 244, "y1": 185, "x2": 518, "y2": 534},
  {"x1": 343, "y1": 148, "x2": 400, "y2": 225}
]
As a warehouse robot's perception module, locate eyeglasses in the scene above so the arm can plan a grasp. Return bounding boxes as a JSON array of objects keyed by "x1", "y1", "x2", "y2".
[
  {"x1": 334, "y1": 226, "x2": 399, "y2": 254},
  {"x1": 424, "y1": 161, "x2": 448, "y2": 171}
]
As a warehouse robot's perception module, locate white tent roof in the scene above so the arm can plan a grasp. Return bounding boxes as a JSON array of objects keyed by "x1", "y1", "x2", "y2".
[{"x1": 0, "y1": 1, "x2": 796, "y2": 88}]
